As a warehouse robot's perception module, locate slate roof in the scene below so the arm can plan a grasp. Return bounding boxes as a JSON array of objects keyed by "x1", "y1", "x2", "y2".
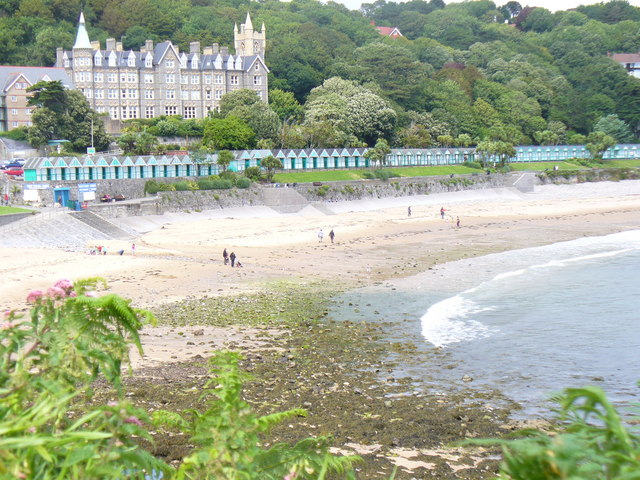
[{"x1": 0, "y1": 66, "x2": 74, "y2": 94}]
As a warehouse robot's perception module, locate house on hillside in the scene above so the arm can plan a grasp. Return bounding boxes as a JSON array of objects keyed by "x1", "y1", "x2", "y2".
[
  {"x1": 56, "y1": 12, "x2": 268, "y2": 123},
  {"x1": 609, "y1": 51, "x2": 640, "y2": 78},
  {"x1": 0, "y1": 66, "x2": 74, "y2": 131},
  {"x1": 370, "y1": 20, "x2": 403, "y2": 38}
]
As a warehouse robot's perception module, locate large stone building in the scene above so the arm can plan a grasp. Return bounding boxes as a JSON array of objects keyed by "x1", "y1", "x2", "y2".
[
  {"x1": 56, "y1": 12, "x2": 268, "y2": 122},
  {"x1": 0, "y1": 66, "x2": 73, "y2": 132}
]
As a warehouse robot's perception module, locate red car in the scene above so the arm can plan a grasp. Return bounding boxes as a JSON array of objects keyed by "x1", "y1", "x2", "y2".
[{"x1": 4, "y1": 168, "x2": 23, "y2": 176}]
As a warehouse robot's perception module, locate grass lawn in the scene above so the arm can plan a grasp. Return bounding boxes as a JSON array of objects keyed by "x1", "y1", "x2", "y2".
[
  {"x1": 507, "y1": 161, "x2": 590, "y2": 171},
  {"x1": 0, "y1": 206, "x2": 33, "y2": 215},
  {"x1": 604, "y1": 159, "x2": 640, "y2": 168}
]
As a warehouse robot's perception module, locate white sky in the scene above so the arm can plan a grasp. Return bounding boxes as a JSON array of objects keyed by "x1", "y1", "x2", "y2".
[{"x1": 335, "y1": 0, "x2": 640, "y2": 13}]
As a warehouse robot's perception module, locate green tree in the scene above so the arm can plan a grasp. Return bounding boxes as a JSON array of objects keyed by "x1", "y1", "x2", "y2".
[
  {"x1": 364, "y1": 138, "x2": 391, "y2": 168},
  {"x1": 586, "y1": 131, "x2": 616, "y2": 159},
  {"x1": 219, "y1": 89, "x2": 261, "y2": 117},
  {"x1": 117, "y1": 130, "x2": 158, "y2": 154},
  {"x1": 593, "y1": 114, "x2": 634, "y2": 143},
  {"x1": 203, "y1": 116, "x2": 255, "y2": 151},
  {"x1": 216, "y1": 150, "x2": 234, "y2": 173},
  {"x1": 261, "y1": 155, "x2": 283, "y2": 183},
  {"x1": 268, "y1": 88, "x2": 304, "y2": 122}
]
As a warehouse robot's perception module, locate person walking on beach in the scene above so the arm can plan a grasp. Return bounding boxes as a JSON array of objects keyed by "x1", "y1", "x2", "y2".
[
  {"x1": 456, "y1": 216, "x2": 460, "y2": 228},
  {"x1": 440, "y1": 207, "x2": 446, "y2": 219},
  {"x1": 329, "y1": 229, "x2": 335, "y2": 243},
  {"x1": 318, "y1": 229, "x2": 324, "y2": 242},
  {"x1": 131, "y1": 243, "x2": 136, "y2": 255},
  {"x1": 408, "y1": 206, "x2": 412, "y2": 217},
  {"x1": 229, "y1": 251, "x2": 236, "y2": 267},
  {"x1": 223, "y1": 248, "x2": 229, "y2": 265}
]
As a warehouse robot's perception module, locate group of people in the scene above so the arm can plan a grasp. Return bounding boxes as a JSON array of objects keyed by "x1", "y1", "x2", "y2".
[
  {"x1": 317, "y1": 228, "x2": 335, "y2": 243},
  {"x1": 87, "y1": 244, "x2": 132, "y2": 255},
  {"x1": 222, "y1": 248, "x2": 242, "y2": 267},
  {"x1": 407, "y1": 205, "x2": 461, "y2": 228}
]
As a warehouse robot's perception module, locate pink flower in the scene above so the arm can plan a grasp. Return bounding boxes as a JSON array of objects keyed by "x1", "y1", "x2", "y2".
[
  {"x1": 124, "y1": 416, "x2": 143, "y2": 426},
  {"x1": 54, "y1": 278, "x2": 73, "y2": 292},
  {"x1": 46, "y1": 286, "x2": 66, "y2": 299},
  {"x1": 107, "y1": 401, "x2": 118, "y2": 407},
  {"x1": 26, "y1": 290, "x2": 44, "y2": 303},
  {"x1": 68, "y1": 291, "x2": 77, "y2": 298},
  {"x1": 1, "y1": 322, "x2": 15, "y2": 330},
  {"x1": 85, "y1": 291, "x2": 97, "y2": 298}
]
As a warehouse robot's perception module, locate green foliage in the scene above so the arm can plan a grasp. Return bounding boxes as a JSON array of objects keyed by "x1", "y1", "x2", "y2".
[
  {"x1": 235, "y1": 177, "x2": 252, "y2": 189},
  {"x1": 145, "y1": 179, "x2": 176, "y2": 194},
  {"x1": 467, "y1": 386, "x2": 640, "y2": 479},
  {"x1": 315, "y1": 185, "x2": 331, "y2": 196},
  {"x1": 0, "y1": 126, "x2": 29, "y2": 141},
  {"x1": 197, "y1": 178, "x2": 233, "y2": 190},
  {"x1": 261, "y1": 155, "x2": 283, "y2": 183},
  {"x1": 203, "y1": 116, "x2": 255, "y2": 151},
  {"x1": 216, "y1": 150, "x2": 234, "y2": 172},
  {"x1": 174, "y1": 180, "x2": 199, "y2": 191},
  {"x1": 244, "y1": 166, "x2": 262, "y2": 182},
  {"x1": 0, "y1": 278, "x2": 167, "y2": 479}
]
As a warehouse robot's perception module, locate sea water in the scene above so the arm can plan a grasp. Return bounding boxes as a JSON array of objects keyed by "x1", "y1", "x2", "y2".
[{"x1": 330, "y1": 230, "x2": 640, "y2": 417}]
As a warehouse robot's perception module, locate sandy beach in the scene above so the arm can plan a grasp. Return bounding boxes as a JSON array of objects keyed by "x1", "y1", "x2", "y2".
[
  {"x1": 2, "y1": 179, "x2": 639, "y2": 477},
  {"x1": 1, "y1": 180, "x2": 639, "y2": 367},
  {"x1": 2, "y1": 180, "x2": 639, "y2": 316}
]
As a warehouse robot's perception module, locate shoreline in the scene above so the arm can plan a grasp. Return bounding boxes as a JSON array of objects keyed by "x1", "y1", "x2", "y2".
[{"x1": 3, "y1": 179, "x2": 640, "y2": 477}]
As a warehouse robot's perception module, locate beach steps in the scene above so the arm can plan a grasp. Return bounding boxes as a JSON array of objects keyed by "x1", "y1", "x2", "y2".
[
  {"x1": 0, "y1": 210, "x2": 117, "y2": 250},
  {"x1": 69, "y1": 211, "x2": 133, "y2": 239},
  {"x1": 260, "y1": 187, "x2": 309, "y2": 213}
]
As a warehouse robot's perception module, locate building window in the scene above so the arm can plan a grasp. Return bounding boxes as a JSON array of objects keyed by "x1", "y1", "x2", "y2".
[
  {"x1": 15, "y1": 82, "x2": 26, "y2": 89},
  {"x1": 128, "y1": 55, "x2": 135, "y2": 67},
  {"x1": 12, "y1": 121, "x2": 18, "y2": 127},
  {"x1": 215, "y1": 74, "x2": 223, "y2": 84},
  {"x1": 121, "y1": 106, "x2": 128, "y2": 119},
  {"x1": 204, "y1": 75, "x2": 211, "y2": 84},
  {"x1": 145, "y1": 56, "x2": 152, "y2": 68},
  {"x1": 85, "y1": 89, "x2": 93, "y2": 98},
  {"x1": 257, "y1": 90, "x2": 263, "y2": 99},
  {"x1": 108, "y1": 89, "x2": 117, "y2": 99},
  {"x1": 191, "y1": 90, "x2": 200, "y2": 100},
  {"x1": 108, "y1": 55, "x2": 116, "y2": 67},
  {"x1": 94, "y1": 72, "x2": 103, "y2": 82},
  {"x1": 255, "y1": 63, "x2": 260, "y2": 71},
  {"x1": 165, "y1": 106, "x2": 177, "y2": 116},
  {"x1": 96, "y1": 106, "x2": 105, "y2": 113},
  {"x1": 166, "y1": 60, "x2": 175, "y2": 68},
  {"x1": 205, "y1": 89, "x2": 211, "y2": 100},
  {"x1": 128, "y1": 88, "x2": 138, "y2": 99},
  {"x1": 180, "y1": 90, "x2": 188, "y2": 100},
  {"x1": 121, "y1": 89, "x2": 128, "y2": 99},
  {"x1": 108, "y1": 73, "x2": 117, "y2": 83},
  {"x1": 26, "y1": 108, "x2": 32, "y2": 115},
  {"x1": 95, "y1": 89, "x2": 104, "y2": 99},
  {"x1": 166, "y1": 74, "x2": 175, "y2": 83},
  {"x1": 191, "y1": 75, "x2": 199, "y2": 84},
  {"x1": 120, "y1": 73, "x2": 127, "y2": 83},
  {"x1": 110, "y1": 107, "x2": 119, "y2": 119},
  {"x1": 64, "y1": 59, "x2": 70, "y2": 67},
  {"x1": 144, "y1": 89, "x2": 154, "y2": 99},
  {"x1": 166, "y1": 90, "x2": 175, "y2": 99},
  {"x1": 144, "y1": 74, "x2": 154, "y2": 83},
  {"x1": 129, "y1": 106, "x2": 138, "y2": 118},
  {"x1": 184, "y1": 106, "x2": 196, "y2": 119},
  {"x1": 10, "y1": 96, "x2": 17, "y2": 102},
  {"x1": 230, "y1": 75, "x2": 239, "y2": 85},
  {"x1": 128, "y1": 73, "x2": 137, "y2": 83},
  {"x1": 214, "y1": 89, "x2": 222, "y2": 100},
  {"x1": 145, "y1": 106, "x2": 155, "y2": 118},
  {"x1": 10, "y1": 109, "x2": 17, "y2": 115},
  {"x1": 181, "y1": 75, "x2": 188, "y2": 84},
  {"x1": 95, "y1": 55, "x2": 102, "y2": 66},
  {"x1": 253, "y1": 75, "x2": 261, "y2": 85}
]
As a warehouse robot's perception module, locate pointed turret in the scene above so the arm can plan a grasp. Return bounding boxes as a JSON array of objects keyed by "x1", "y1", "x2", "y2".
[
  {"x1": 261, "y1": 22, "x2": 266, "y2": 33},
  {"x1": 244, "y1": 12, "x2": 254, "y2": 31},
  {"x1": 73, "y1": 12, "x2": 92, "y2": 49}
]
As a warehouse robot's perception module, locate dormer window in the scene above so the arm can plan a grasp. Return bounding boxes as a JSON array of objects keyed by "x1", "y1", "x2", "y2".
[
  {"x1": 95, "y1": 52, "x2": 102, "y2": 66},
  {"x1": 180, "y1": 53, "x2": 187, "y2": 68},
  {"x1": 145, "y1": 54, "x2": 152, "y2": 68},
  {"x1": 64, "y1": 58, "x2": 70, "y2": 68},
  {"x1": 108, "y1": 52, "x2": 116, "y2": 67},
  {"x1": 191, "y1": 55, "x2": 198, "y2": 69},
  {"x1": 127, "y1": 53, "x2": 136, "y2": 67}
]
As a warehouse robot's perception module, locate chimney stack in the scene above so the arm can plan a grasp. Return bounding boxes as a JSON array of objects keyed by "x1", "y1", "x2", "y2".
[
  {"x1": 106, "y1": 38, "x2": 116, "y2": 51},
  {"x1": 190, "y1": 42, "x2": 201, "y2": 54},
  {"x1": 221, "y1": 46, "x2": 228, "y2": 55},
  {"x1": 91, "y1": 41, "x2": 100, "y2": 50},
  {"x1": 212, "y1": 43, "x2": 219, "y2": 54},
  {"x1": 145, "y1": 39, "x2": 154, "y2": 52}
]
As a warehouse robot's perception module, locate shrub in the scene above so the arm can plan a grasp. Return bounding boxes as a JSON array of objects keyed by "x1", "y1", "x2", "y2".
[
  {"x1": 174, "y1": 181, "x2": 194, "y2": 191},
  {"x1": 316, "y1": 185, "x2": 331, "y2": 196},
  {"x1": 244, "y1": 166, "x2": 262, "y2": 182},
  {"x1": 463, "y1": 160, "x2": 482, "y2": 169},
  {"x1": 360, "y1": 171, "x2": 375, "y2": 179},
  {"x1": 236, "y1": 177, "x2": 251, "y2": 188},
  {"x1": 144, "y1": 179, "x2": 176, "y2": 194},
  {"x1": 373, "y1": 169, "x2": 399, "y2": 181}
]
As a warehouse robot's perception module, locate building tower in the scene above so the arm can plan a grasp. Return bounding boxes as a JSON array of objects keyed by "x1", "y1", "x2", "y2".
[
  {"x1": 234, "y1": 12, "x2": 266, "y2": 58},
  {"x1": 70, "y1": 12, "x2": 94, "y2": 100}
]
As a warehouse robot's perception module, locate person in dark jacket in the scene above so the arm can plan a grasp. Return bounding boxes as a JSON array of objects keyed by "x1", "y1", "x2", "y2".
[{"x1": 229, "y1": 251, "x2": 236, "y2": 267}]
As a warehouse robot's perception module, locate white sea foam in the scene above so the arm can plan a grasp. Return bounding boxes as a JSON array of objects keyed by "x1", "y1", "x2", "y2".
[{"x1": 420, "y1": 294, "x2": 497, "y2": 347}]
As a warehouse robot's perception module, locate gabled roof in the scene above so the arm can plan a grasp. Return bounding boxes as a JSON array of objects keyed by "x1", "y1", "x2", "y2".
[
  {"x1": 375, "y1": 25, "x2": 403, "y2": 37},
  {"x1": 610, "y1": 52, "x2": 640, "y2": 63},
  {"x1": 0, "y1": 66, "x2": 74, "y2": 94}
]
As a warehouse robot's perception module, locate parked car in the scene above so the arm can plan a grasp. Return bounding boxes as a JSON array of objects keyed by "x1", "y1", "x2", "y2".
[
  {"x1": 1, "y1": 161, "x2": 22, "y2": 170},
  {"x1": 114, "y1": 194, "x2": 126, "y2": 201},
  {"x1": 4, "y1": 167, "x2": 24, "y2": 176},
  {"x1": 100, "y1": 194, "x2": 113, "y2": 202}
]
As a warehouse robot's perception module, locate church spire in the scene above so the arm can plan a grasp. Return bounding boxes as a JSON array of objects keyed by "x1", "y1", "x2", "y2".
[
  {"x1": 244, "y1": 12, "x2": 253, "y2": 31},
  {"x1": 73, "y1": 12, "x2": 92, "y2": 49}
]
